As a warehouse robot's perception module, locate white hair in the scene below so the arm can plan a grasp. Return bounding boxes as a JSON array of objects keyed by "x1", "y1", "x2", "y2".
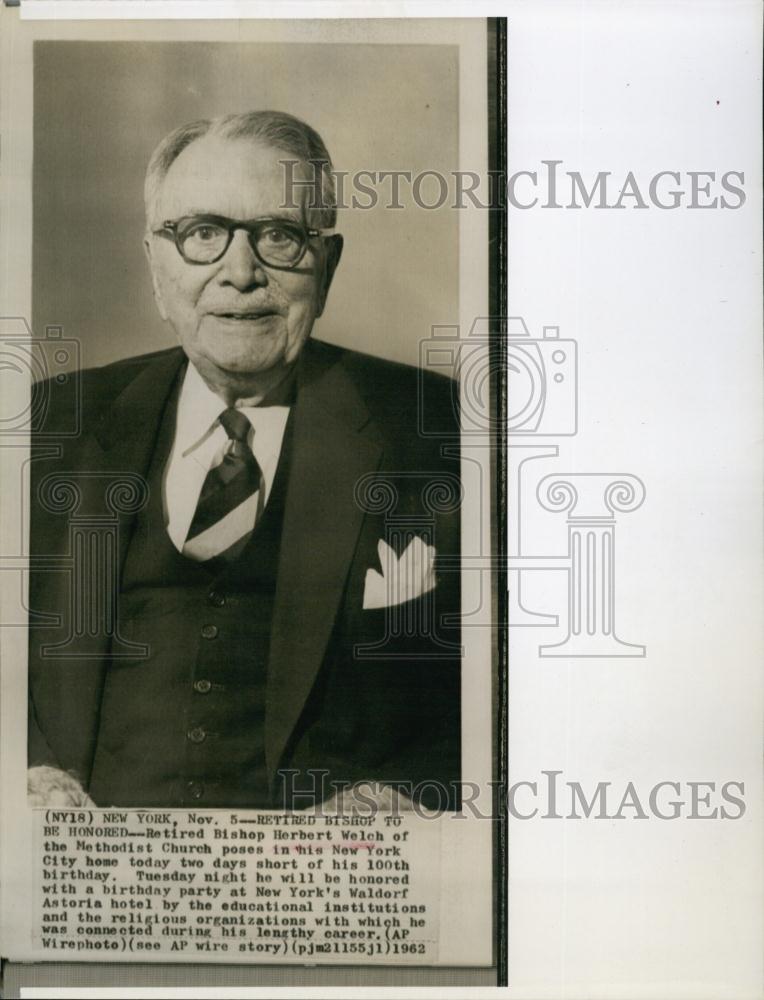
[{"x1": 144, "y1": 110, "x2": 337, "y2": 231}]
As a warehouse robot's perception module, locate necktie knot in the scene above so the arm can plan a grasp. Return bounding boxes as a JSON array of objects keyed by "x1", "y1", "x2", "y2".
[
  {"x1": 219, "y1": 408, "x2": 251, "y2": 443},
  {"x1": 183, "y1": 407, "x2": 263, "y2": 566}
]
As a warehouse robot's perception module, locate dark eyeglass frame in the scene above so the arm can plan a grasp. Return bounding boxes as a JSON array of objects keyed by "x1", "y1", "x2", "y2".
[{"x1": 152, "y1": 214, "x2": 334, "y2": 270}]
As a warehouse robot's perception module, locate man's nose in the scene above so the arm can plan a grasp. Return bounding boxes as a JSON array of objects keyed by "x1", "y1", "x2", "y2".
[{"x1": 218, "y1": 230, "x2": 267, "y2": 291}]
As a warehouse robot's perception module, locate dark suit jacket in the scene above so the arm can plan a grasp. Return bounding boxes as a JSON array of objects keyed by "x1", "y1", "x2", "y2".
[{"x1": 27, "y1": 338, "x2": 461, "y2": 808}]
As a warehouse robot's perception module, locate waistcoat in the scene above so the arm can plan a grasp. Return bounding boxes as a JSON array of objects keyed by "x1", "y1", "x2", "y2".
[{"x1": 88, "y1": 386, "x2": 293, "y2": 808}]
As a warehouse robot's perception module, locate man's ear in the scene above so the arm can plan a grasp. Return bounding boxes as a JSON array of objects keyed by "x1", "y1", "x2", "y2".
[
  {"x1": 316, "y1": 234, "x2": 343, "y2": 318},
  {"x1": 143, "y1": 236, "x2": 169, "y2": 322}
]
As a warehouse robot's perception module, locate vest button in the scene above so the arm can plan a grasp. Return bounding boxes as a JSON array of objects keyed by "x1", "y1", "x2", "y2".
[
  {"x1": 193, "y1": 679, "x2": 212, "y2": 694},
  {"x1": 208, "y1": 591, "x2": 226, "y2": 608},
  {"x1": 187, "y1": 727, "x2": 206, "y2": 744},
  {"x1": 187, "y1": 781, "x2": 204, "y2": 800},
  {"x1": 200, "y1": 624, "x2": 218, "y2": 640}
]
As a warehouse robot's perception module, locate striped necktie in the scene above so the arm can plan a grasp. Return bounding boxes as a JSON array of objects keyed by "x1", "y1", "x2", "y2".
[{"x1": 182, "y1": 408, "x2": 263, "y2": 565}]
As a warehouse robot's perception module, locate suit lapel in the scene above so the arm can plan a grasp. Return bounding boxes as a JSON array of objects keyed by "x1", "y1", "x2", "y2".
[
  {"x1": 88, "y1": 348, "x2": 185, "y2": 553},
  {"x1": 265, "y1": 344, "x2": 383, "y2": 787},
  {"x1": 93, "y1": 349, "x2": 186, "y2": 478}
]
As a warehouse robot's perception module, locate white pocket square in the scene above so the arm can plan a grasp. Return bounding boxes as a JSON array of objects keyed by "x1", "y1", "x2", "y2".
[{"x1": 363, "y1": 537, "x2": 436, "y2": 610}]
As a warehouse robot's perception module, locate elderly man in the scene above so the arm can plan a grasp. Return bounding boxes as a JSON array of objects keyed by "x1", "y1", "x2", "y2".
[{"x1": 27, "y1": 111, "x2": 461, "y2": 810}]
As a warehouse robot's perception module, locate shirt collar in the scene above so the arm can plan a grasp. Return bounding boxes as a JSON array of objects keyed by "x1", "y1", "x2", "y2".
[
  {"x1": 174, "y1": 362, "x2": 229, "y2": 458},
  {"x1": 174, "y1": 361, "x2": 294, "y2": 458}
]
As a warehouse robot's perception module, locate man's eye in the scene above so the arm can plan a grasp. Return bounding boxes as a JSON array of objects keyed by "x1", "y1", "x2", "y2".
[
  {"x1": 189, "y1": 225, "x2": 221, "y2": 242},
  {"x1": 261, "y1": 227, "x2": 294, "y2": 244}
]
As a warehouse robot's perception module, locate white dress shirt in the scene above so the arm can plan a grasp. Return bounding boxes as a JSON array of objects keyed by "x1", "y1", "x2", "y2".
[{"x1": 163, "y1": 362, "x2": 291, "y2": 553}]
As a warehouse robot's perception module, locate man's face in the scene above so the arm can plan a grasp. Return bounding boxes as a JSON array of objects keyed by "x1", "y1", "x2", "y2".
[{"x1": 145, "y1": 135, "x2": 340, "y2": 391}]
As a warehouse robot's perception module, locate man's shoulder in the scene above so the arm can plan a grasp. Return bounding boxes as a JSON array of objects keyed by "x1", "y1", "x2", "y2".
[
  {"x1": 39, "y1": 346, "x2": 180, "y2": 395},
  {"x1": 308, "y1": 339, "x2": 459, "y2": 438},
  {"x1": 33, "y1": 347, "x2": 182, "y2": 434}
]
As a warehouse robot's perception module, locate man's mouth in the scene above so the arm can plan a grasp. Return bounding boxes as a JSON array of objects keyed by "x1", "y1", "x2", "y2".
[{"x1": 213, "y1": 310, "x2": 277, "y2": 321}]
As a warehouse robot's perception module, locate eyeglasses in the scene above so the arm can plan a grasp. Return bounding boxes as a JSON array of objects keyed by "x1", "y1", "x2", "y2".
[{"x1": 153, "y1": 214, "x2": 333, "y2": 270}]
